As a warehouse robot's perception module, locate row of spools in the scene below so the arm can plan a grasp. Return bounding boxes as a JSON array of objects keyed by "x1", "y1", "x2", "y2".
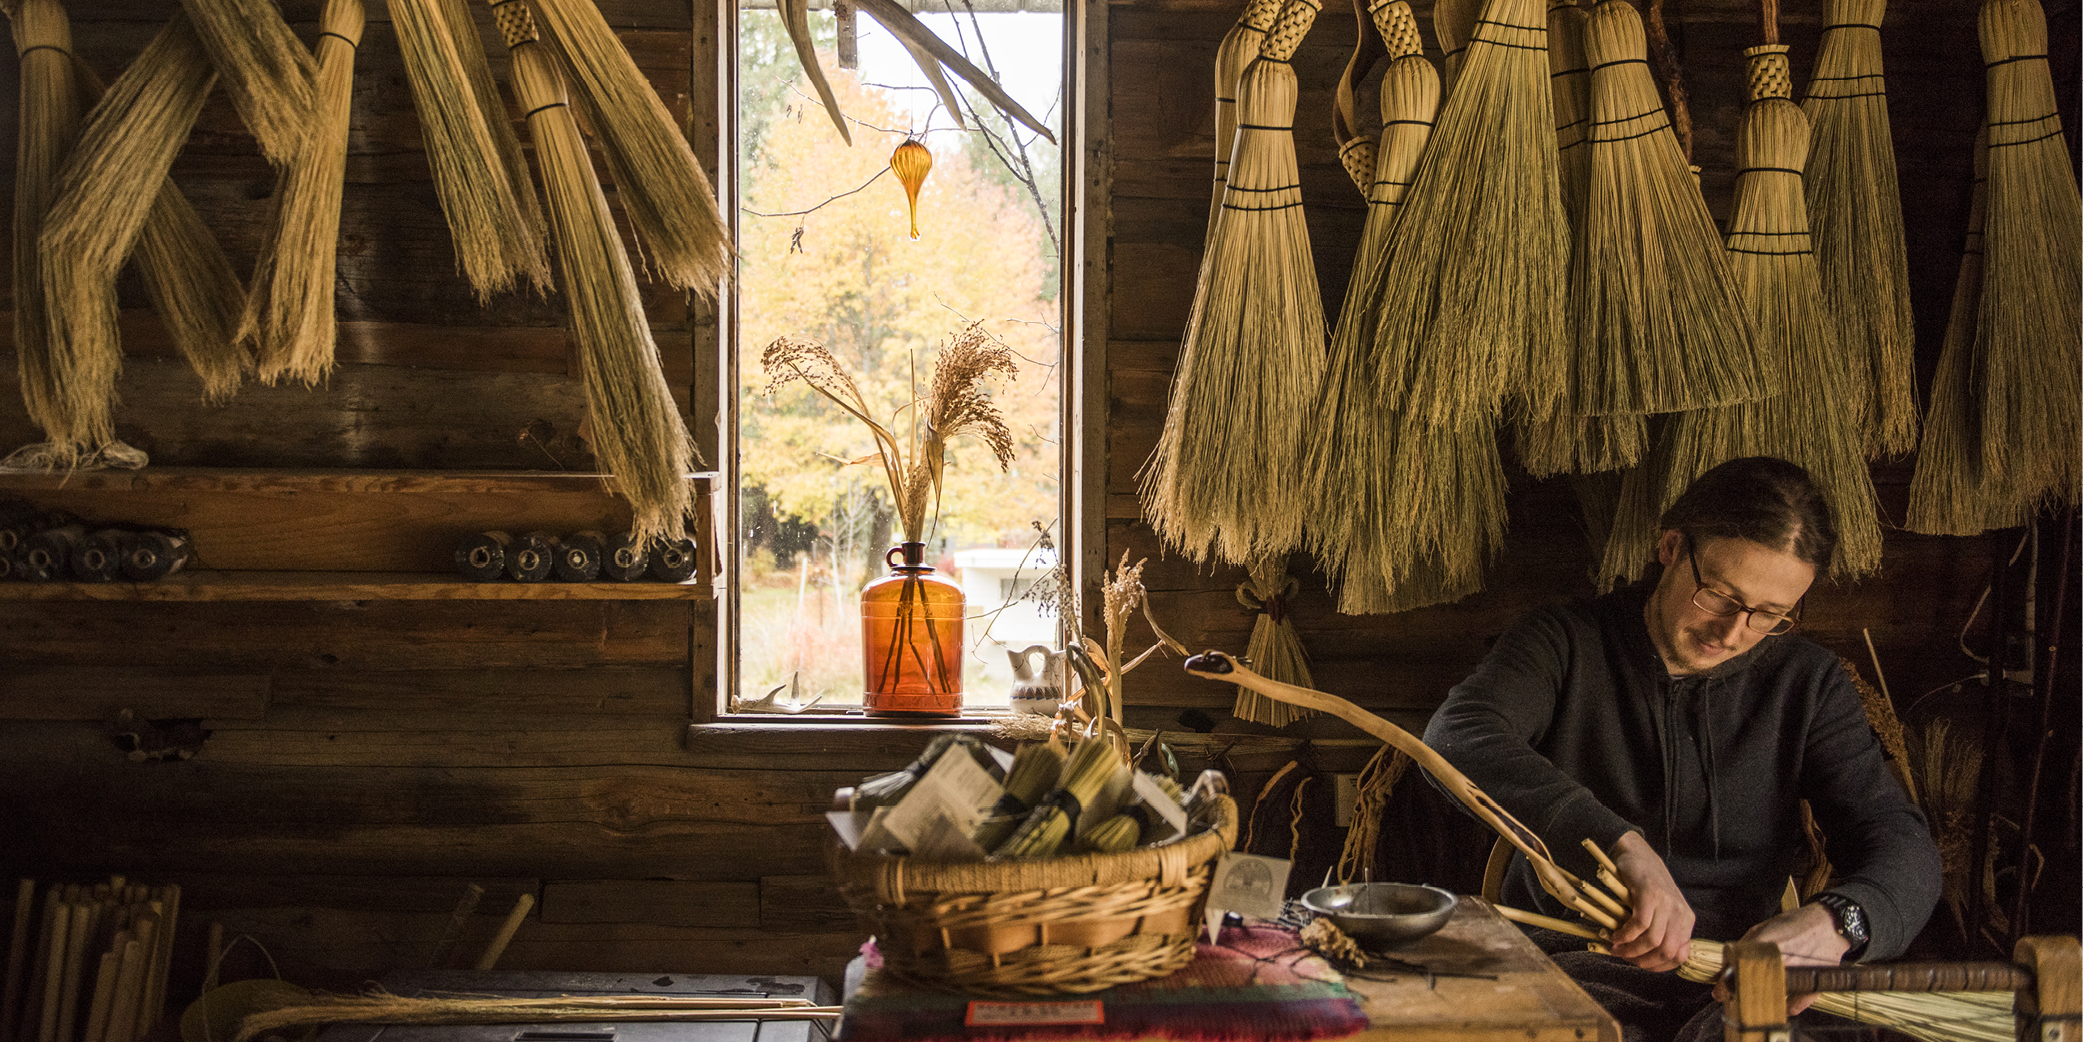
[
  {"x1": 453, "y1": 530, "x2": 703, "y2": 583},
  {"x1": 0, "y1": 502, "x2": 192, "y2": 582}
]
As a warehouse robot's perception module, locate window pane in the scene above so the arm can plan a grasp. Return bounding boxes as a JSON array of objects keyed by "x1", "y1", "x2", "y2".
[{"x1": 735, "y1": 2, "x2": 1064, "y2": 711}]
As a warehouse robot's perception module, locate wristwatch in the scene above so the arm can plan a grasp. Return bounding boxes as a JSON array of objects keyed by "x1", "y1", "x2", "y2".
[{"x1": 1812, "y1": 893, "x2": 1869, "y2": 958}]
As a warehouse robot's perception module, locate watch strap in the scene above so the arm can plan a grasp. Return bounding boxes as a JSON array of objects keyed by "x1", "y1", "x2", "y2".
[{"x1": 1812, "y1": 893, "x2": 1869, "y2": 957}]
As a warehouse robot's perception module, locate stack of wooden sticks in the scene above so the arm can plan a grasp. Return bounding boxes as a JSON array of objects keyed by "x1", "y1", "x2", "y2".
[{"x1": 1, "y1": 878, "x2": 182, "y2": 1042}]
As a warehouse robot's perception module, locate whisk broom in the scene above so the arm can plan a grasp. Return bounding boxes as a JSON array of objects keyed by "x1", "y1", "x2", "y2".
[
  {"x1": 176, "y1": 0, "x2": 316, "y2": 165},
  {"x1": 1801, "y1": 0, "x2": 1918, "y2": 458},
  {"x1": 1971, "y1": 0, "x2": 2081, "y2": 520},
  {"x1": 1140, "y1": 0, "x2": 1326, "y2": 566},
  {"x1": 1567, "y1": 0, "x2": 1767, "y2": 420},
  {"x1": 6, "y1": 0, "x2": 85, "y2": 460},
  {"x1": 1211, "y1": 0, "x2": 1284, "y2": 232},
  {"x1": 485, "y1": 0, "x2": 696, "y2": 544},
  {"x1": 241, "y1": 0, "x2": 365, "y2": 386}
]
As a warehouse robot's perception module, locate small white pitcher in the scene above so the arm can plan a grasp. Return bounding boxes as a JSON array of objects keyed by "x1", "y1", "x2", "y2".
[{"x1": 1007, "y1": 645, "x2": 1063, "y2": 716}]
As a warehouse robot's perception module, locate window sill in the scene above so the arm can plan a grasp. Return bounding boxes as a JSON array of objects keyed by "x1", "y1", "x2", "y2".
[{"x1": 682, "y1": 718, "x2": 1011, "y2": 771}]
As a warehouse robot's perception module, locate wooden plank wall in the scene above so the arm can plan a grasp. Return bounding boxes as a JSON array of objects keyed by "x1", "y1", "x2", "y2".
[{"x1": 0, "y1": 0, "x2": 2074, "y2": 1010}]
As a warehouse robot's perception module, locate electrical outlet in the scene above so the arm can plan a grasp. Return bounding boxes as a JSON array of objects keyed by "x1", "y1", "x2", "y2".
[{"x1": 1333, "y1": 773, "x2": 1361, "y2": 828}]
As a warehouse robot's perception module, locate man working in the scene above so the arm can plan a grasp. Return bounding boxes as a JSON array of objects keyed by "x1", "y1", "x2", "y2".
[{"x1": 1424, "y1": 456, "x2": 1941, "y2": 1042}]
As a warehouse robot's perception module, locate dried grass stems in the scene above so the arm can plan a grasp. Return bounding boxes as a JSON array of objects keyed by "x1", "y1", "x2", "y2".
[
  {"x1": 1568, "y1": 0, "x2": 1767, "y2": 419},
  {"x1": 529, "y1": 0, "x2": 732, "y2": 293},
  {"x1": 1601, "y1": 49, "x2": 1882, "y2": 585},
  {"x1": 1907, "y1": 129, "x2": 2004, "y2": 536},
  {"x1": 1909, "y1": 716, "x2": 1983, "y2": 942},
  {"x1": 177, "y1": 0, "x2": 316, "y2": 165},
  {"x1": 1141, "y1": 0, "x2": 1326, "y2": 566},
  {"x1": 491, "y1": 0, "x2": 694, "y2": 543},
  {"x1": 391, "y1": 0, "x2": 550, "y2": 299},
  {"x1": 1802, "y1": 0, "x2": 1918, "y2": 457},
  {"x1": 36, "y1": 13, "x2": 224, "y2": 457},
  {"x1": 1358, "y1": 0, "x2": 1569, "y2": 429},
  {"x1": 1971, "y1": 0, "x2": 2081, "y2": 520},
  {"x1": 1211, "y1": 0, "x2": 1285, "y2": 231},
  {"x1": 1511, "y1": 0, "x2": 1646, "y2": 478},
  {"x1": 6, "y1": 0, "x2": 86, "y2": 459},
  {"x1": 241, "y1": 0, "x2": 364, "y2": 386},
  {"x1": 761, "y1": 324, "x2": 1017, "y2": 545},
  {"x1": 1233, "y1": 553, "x2": 1317, "y2": 725}
]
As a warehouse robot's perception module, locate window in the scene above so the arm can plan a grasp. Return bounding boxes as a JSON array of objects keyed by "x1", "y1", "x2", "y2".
[{"x1": 722, "y1": 0, "x2": 1074, "y2": 714}]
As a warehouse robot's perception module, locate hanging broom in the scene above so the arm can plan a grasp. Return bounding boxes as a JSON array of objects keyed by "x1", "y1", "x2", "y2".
[
  {"x1": 1907, "y1": 128, "x2": 2007, "y2": 536},
  {"x1": 35, "y1": 12, "x2": 221, "y2": 458},
  {"x1": 1232, "y1": 556, "x2": 1319, "y2": 726},
  {"x1": 526, "y1": 0, "x2": 733, "y2": 294},
  {"x1": 1331, "y1": 0, "x2": 1390, "y2": 200},
  {"x1": 390, "y1": 0, "x2": 551, "y2": 298},
  {"x1": 241, "y1": 0, "x2": 364, "y2": 386},
  {"x1": 1212, "y1": 0, "x2": 1286, "y2": 232},
  {"x1": 1510, "y1": 0, "x2": 1645, "y2": 478},
  {"x1": 1140, "y1": 0, "x2": 1325, "y2": 566},
  {"x1": 1567, "y1": 0, "x2": 1768, "y2": 420},
  {"x1": 1972, "y1": 0, "x2": 2081, "y2": 520},
  {"x1": 1601, "y1": 38, "x2": 1883, "y2": 584},
  {"x1": 176, "y1": 0, "x2": 316, "y2": 165},
  {"x1": 484, "y1": 0, "x2": 695, "y2": 544},
  {"x1": 6, "y1": 0, "x2": 85, "y2": 461},
  {"x1": 1801, "y1": 0, "x2": 1918, "y2": 458},
  {"x1": 1352, "y1": 0, "x2": 1569, "y2": 430},
  {"x1": 1433, "y1": 0, "x2": 1478, "y2": 93}
]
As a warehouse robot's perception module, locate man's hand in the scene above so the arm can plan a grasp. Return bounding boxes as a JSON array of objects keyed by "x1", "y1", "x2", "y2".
[
  {"x1": 1605, "y1": 830, "x2": 1695, "y2": 972},
  {"x1": 1709, "y1": 904, "x2": 1850, "y2": 1015}
]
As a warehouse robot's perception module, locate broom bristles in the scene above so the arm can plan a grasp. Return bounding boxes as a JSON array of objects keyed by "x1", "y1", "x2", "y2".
[
  {"x1": 1568, "y1": 0, "x2": 1767, "y2": 419},
  {"x1": 1972, "y1": 0, "x2": 2082, "y2": 519},
  {"x1": 176, "y1": 0, "x2": 317, "y2": 165},
  {"x1": 1907, "y1": 128, "x2": 2008, "y2": 536},
  {"x1": 391, "y1": 0, "x2": 552, "y2": 299},
  {"x1": 1231, "y1": 555, "x2": 1319, "y2": 726},
  {"x1": 242, "y1": 0, "x2": 364, "y2": 386},
  {"x1": 36, "y1": 13, "x2": 218, "y2": 456},
  {"x1": 1142, "y1": 0, "x2": 1325, "y2": 565},
  {"x1": 7, "y1": 0, "x2": 85, "y2": 461},
  {"x1": 494, "y1": 2, "x2": 694, "y2": 544},
  {"x1": 1434, "y1": 0, "x2": 1478, "y2": 93},
  {"x1": 1802, "y1": 0, "x2": 1918, "y2": 458},
  {"x1": 1209, "y1": 0, "x2": 1284, "y2": 232},
  {"x1": 530, "y1": 0, "x2": 733, "y2": 295}
]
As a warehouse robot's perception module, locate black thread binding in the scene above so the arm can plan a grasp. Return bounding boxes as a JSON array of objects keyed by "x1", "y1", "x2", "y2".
[
  {"x1": 319, "y1": 31, "x2": 360, "y2": 49},
  {"x1": 1989, "y1": 126, "x2": 2065, "y2": 149},
  {"x1": 1984, "y1": 52, "x2": 2047, "y2": 69},
  {"x1": 1820, "y1": 22, "x2": 1881, "y2": 31},
  {"x1": 18, "y1": 44, "x2": 72, "y2": 59},
  {"x1": 1591, "y1": 57, "x2": 1649, "y2": 72},
  {"x1": 1223, "y1": 199, "x2": 1305, "y2": 212},
  {"x1": 1382, "y1": 119, "x2": 1434, "y2": 128},
  {"x1": 1807, "y1": 90, "x2": 1888, "y2": 101},
  {"x1": 1226, "y1": 183, "x2": 1300, "y2": 193},
  {"x1": 1737, "y1": 167, "x2": 1803, "y2": 176},
  {"x1": 1237, "y1": 122, "x2": 1294, "y2": 131},
  {"x1": 524, "y1": 101, "x2": 570, "y2": 119},
  {"x1": 1592, "y1": 118, "x2": 1673, "y2": 144}
]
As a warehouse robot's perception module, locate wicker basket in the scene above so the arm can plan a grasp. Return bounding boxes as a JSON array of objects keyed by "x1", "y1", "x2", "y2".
[{"x1": 831, "y1": 794, "x2": 1239, "y2": 994}]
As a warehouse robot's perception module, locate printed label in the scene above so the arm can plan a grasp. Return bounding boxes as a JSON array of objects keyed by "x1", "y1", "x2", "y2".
[{"x1": 964, "y1": 1001, "x2": 1105, "y2": 1027}]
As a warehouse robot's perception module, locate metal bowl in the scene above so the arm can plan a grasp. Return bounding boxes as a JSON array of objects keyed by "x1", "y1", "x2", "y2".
[{"x1": 1300, "y1": 882, "x2": 1457, "y2": 949}]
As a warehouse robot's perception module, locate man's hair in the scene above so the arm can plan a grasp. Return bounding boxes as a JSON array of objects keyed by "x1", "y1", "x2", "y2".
[{"x1": 1658, "y1": 456, "x2": 1837, "y2": 568}]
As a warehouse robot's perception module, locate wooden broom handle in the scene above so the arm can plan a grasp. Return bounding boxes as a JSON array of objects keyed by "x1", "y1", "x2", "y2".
[{"x1": 1757, "y1": 0, "x2": 1778, "y2": 46}]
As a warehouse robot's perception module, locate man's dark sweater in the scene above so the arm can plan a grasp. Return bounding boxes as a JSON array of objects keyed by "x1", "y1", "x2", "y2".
[{"x1": 1423, "y1": 582, "x2": 1941, "y2": 959}]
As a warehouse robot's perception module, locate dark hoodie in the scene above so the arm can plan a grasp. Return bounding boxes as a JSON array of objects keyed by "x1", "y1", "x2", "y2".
[{"x1": 1423, "y1": 582, "x2": 1941, "y2": 959}]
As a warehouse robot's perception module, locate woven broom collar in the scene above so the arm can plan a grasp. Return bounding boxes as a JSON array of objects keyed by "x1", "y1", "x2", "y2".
[
  {"x1": 1375, "y1": 0, "x2": 1423, "y2": 59},
  {"x1": 1744, "y1": 45, "x2": 1793, "y2": 102},
  {"x1": 1260, "y1": 0, "x2": 1320, "y2": 63},
  {"x1": 1339, "y1": 139, "x2": 1377, "y2": 191},
  {"x1": 489, "y1": 0, "x2": 542, "y2": 49}
]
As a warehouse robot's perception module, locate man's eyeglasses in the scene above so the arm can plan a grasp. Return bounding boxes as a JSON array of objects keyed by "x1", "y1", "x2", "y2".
[{"x1": 1686, "y1": 543, "x2": 1800, "y2": 635}]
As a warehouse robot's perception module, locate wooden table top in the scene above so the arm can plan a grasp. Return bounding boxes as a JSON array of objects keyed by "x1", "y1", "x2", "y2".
[{"x1": 1337, "y1": 896, "x2": 1619, "y2": 1042}]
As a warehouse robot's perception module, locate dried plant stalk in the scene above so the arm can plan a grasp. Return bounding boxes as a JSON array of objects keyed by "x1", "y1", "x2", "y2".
[
  {"x1": 1232, "y1": 554, "x2": 1317, "y2": 726},
  {"x1": 1802, "y1": 0, "x2": 1918, "y2": 457},
  {"x1": 391, "y1": 0, "x2": 550, "y2": 298},
  {"x1": 530, "y1": 0, "x2": 733, "y2": 293},
  {"x1": 1142, "y1": 0, "x2": 1325, "y2": 565},
  {"x1": 491, "y1": 0, "x2": 694, "y2": 543},
  {"x1": 7, "y1": 0, "x2": 86, "y2": 459},
  {"x1": 177, "y1": 0, "x2": 316, "y2": 165},
  {"x1": 241, "y1": 0, "x2": 365, "y2": 386}
]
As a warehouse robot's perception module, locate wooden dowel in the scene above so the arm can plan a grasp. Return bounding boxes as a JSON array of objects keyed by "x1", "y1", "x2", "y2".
[
  {"x1": 79, "y1": 952, "x2": 118, "y2": 1042},
  {"x1": 1495, "y1": 904, "x2": 1608, "y2": 941},
  {"x1": 1, "y1": 879, "x2": 37, "y2": 1042},
  {"x1": 472, "y1": 894, "x2": 535, "y2": 971},
  {"x1": 55, "y1": 904, "x2": 96, "y2": 1042},
  {"x1": 127, "y1": 906, "x2": 161, "y2": 1042},
  {"x1": 36, "y1": 904, "x2": 73, "y2": 1042},
  {"x1": 425, "y1": 884, "x2": 484, "y2": 971},
  {"x1": 100, "y1": 932, "x2": 144, "y2": 1042},
  {"x1": 16, "y1": 893, "x2": 57, "y2": 1042},
  {"x1": 143, "y1": 888, "x2": 178, "y2": 1032},
  {"x1": 202, "y1": 924, "x2": 224, "y2": 995}
]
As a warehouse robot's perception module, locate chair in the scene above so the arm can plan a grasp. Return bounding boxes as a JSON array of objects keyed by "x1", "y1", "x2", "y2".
[{"x1": 1721, "y1": 934, "x2": 2079, "y2": 1042}]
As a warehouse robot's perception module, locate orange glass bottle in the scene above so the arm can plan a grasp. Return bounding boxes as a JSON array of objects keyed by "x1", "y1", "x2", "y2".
[{"x1": 860, "y1": 542, "x2": 964, "y2": 715}]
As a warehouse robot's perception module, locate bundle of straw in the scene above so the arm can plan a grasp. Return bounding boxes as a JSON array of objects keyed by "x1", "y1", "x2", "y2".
[
  {"x1": 176, "y1": 0, "x2": 316, "y2": 165},
  {"x1": 241, "y1": 0, "x2": 364, "y2": 386},
  {"x1": 1970, "y1": 0, "x2": 2081, "y2": 520},
  {"x1": 1140, "y1": 0, "x2": 1325, "y2": 565},
  {"x1": 527, "y1": 0, "x2": 733, "y2": 293},
  {"x1": 1906, "y1": 129, "x2": 2004, "y2": 536},
  {"x1": 1567, "y1": 0, "x2": 1767, "y2": 419},
  {"x1": 1600, "y1": 44, "x2": 1882, "y2": 585},
  {"x1": 486, "y1": 0, "x2": 695, "y2": 543},
  {"x1": 1330, "y1": 0, "x2": 1390, "y2": 198},
  {"x1": 1801, "y1": 0, "x2": 1917, "y2": 457},
  {"x1": 1351, "y1": 0, "x2": 1569, "y2": 429},
  {"x1": 1509, "y1": 0, "x2": 1645, "y2": 479},
  {"x1": 390, "y1": 0, "x2": 550, "y2": 298},
  {"x1": 1212, "y1": 0, "x2": 1285, "y2": 231},
  {"x1": 35, "y1": 13, "x2": 224, "y2": 457},
  {"x1": 1433, "y1": 0, "x2": 1478, "y2": 92},
  {"x1": 1232, "y1": 556, "x2": 1317, "y2": 726},
  {"x1": 6, "y1": 0, "x2": 85, "y2": 459}
]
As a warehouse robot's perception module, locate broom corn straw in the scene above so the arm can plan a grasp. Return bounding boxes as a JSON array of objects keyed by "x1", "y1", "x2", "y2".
[
  {"x1": 1906, "y1": 129, "x2": 2000, "y2": 536},
  {"x1": 176, "y1": 0, "x2": 316, "y2": 166},
  {"x1": 241, "y1": 0, "x2": 365, "y2": 386},
  {"x1": 1210, "y1": 0, "x2": 1284, "y2": 233},
  {"x1": 1801, "y1": 0, "x2": 1918, "y2": 458},
  {"x1": 390, "y1": 0, "x2": 551, "y2": 299},
  {"x1": 7, "y1": 0, "x2": 85, "y2": 461},
  {"x1": 486, "y1": 0, "x2": 695, "y2": 544},
  {"x1": 1141, "y1": 0, "x2": 1325, "y2": 566},
  {"x1": 527, "y1": 0, "x2": 733, "y2": 293},
  {"x1": 1970, "y1": 0, "x2": 2081, "y2": 520}
]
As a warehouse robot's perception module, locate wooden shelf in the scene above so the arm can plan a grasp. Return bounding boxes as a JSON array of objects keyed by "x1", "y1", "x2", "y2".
[
  {"x1": 0, "y1": 467, "x2": 720, "y2": 495},
  {"x1": 0, "y1": 571, "x2": 715, "y2": 602}
]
